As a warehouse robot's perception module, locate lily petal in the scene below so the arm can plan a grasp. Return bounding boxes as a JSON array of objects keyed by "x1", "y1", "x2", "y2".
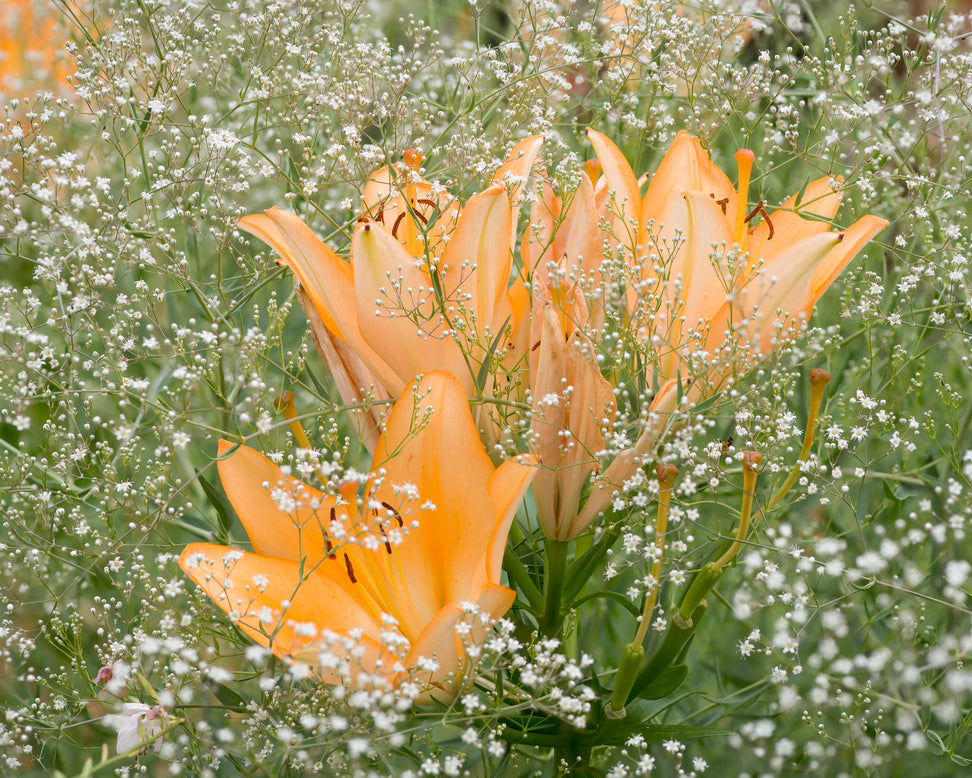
[
  {"x1": 586, "y1": 128, "x2": 641, "y2": 246},
  {"x1": 352, "y1": 220, "x2": 469, "y2": 394},
  {"x1": 810, "y1": 214, "x2": 889, "y2": 301},
  {"x1": 483, "y1": 454, "x2": 537, "y2": 583},
  {"x1": 179, "y1": 543, "x2": 390, "y2": 683},
  {"x1": 374, "y1": 372, "x2": 500, "y2": 607},
  {"x1": 640, "y1": 131, "x2": 736, "y2": 244},
  {"x1": 215, "y1": 440, "x2": 331, "y2": 567},
  {"x1": 441, "y1": 183, "x2": 513, "y2": 344},
  {"x1": 239, "y1": 208, "x2": 403, "y2": 393}
]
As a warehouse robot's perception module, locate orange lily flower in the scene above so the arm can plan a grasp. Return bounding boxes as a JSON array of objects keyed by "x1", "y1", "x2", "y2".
[
  {"x1": 569, "y1": 129, "x2": 888, "y2": 527},
  {"x1": 238, "y1": 137, "x2": 543, "y2": 417},
  {"x1": 529, "y1": 267, "x2": 615, "y2": 541},
  {"x1": 179, "y1": 372, "x2": 535, "y2": 701},
  {"x1": 0, "y1": 1, "x2": 75, "y2": 97}
]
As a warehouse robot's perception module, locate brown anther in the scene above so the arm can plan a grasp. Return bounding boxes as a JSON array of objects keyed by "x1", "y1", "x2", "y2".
[
  {"x1": 744, "y1": 200, "x2": 764, "y2": 223},
  {"x1": 809, "y1": 368, "x2": 831, "y2": 386},
  {"x1": 326, "y1": 508, "x2": 337, "y2": 559},
  {"x1": 743, "y1": 201, "x2": 774, "y2": 239},
  {"x1": 380, "y1": 500, "x2": 404, "y2": 528},
  {"x1": 357, "y1": 215, "x2": 370, "y2": 225},
  {"x1": 762, "y1": 207, "x2": 774, "y2": 239},
  {"x1": 715, "y1": 197, "x2": 730, "y2": 214},
  {"x1": 402, "y1": 148, "x2": 424, "y2": 170},
  {"x1": 655, "y1": 463, "x2": 680, "y2": 484},
  {"x1": 375, "y1": 206, "x2": 385, "y2": 224},
  {"x1": 412, "y1": 210, "x2": 429, "y2": 226},
  {"x1": 392, "y1": 212, "x2": 406, "y2": 238},
  {"x1": 742, "y1": 451, "x2": 763, "y2": 471},
  {"x1": 384, "y1": 537, "x2": 393, "y2": 555},
  {"x1": 418, "y1": 197, "x2": 437, "y2": 208},
  {"x1": 343, "y1": 553, "x2": 357, "y2": 583},
  {"x1": 531, "y1": 339, "x2": 541, "y2": 352}
]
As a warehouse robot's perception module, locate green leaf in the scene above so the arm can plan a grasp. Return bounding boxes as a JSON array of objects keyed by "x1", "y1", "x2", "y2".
[
  {"x1": 634, "y1": 664, "x2": 688, "y2": 700},
  {"x1": 579, "y1": 707, "x2": 730, "y2": 747},
  {"x1": 211, "y1": 682, "x2": 248, "y2": 711},
  {"x1": 198, "y1": 472, "x2": 235, "y2": 538}
]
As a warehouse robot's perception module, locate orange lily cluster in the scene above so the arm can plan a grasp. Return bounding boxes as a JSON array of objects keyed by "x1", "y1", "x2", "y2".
[
  {"x1": 0, "y1": 1, "x2": 75, "y2": 98},
  {"x1": 181, "y1": 129, "x2": 886, "y2": 698}
]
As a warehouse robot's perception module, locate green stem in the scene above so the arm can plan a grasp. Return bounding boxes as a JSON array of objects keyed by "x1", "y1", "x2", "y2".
[
  {"x1": 504, "y1": 546, "x2": 543, "y2": 612},
  {"x1": 562, "y1": 523, "x2": 622, "y2": 604},
  {"x1": 628, "y1": 602, "x2": 707, "y2": 702},
  {"x1": 542, "y1": 540, "x2": 569, "y2": 636}
]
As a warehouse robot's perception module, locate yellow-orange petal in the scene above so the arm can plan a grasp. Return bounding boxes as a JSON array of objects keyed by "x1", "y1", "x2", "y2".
[
  {"x1": 374, "y1": 372, "x2": 499, "y2": 607},
  {"x1": 179, "y1": 543, "x2": 391, "y2": 683},
  {"x1": 492, "y1": 134, "x2": 544, "y2": 244},
  {"x1": 640, "y1": 131, "x2": 737, "y2": 239},
  {"x1": 238, "y1": 209, "x2": 352, "y2": 341},
  {"x1": 215, "y1": 440, "x2": 332, "y2": 567},
  {"x1": 586, "y1": 128, "x2": 641, "y2": 245},
  {"x1": 749, "y1": 176, "x2": 845, "y2": 264},
  {"x1": 239, "y1": 209, "x2": 403, "y2": 394},
  {"x1": 482, "y1": 454, "x2": 537, "y2": 584},
  {"x1": 351, "y1": 221, "x2": 469, "y2": 394},
  {"x1": 810, "y1": 214, "x2": 888, "y2": 301},
  {"x1": 441, "y1": 184, "x2": 513, "y2": 341},
  {"x1": 401, "y1": 582, "x2": 515, "y2": 704}
]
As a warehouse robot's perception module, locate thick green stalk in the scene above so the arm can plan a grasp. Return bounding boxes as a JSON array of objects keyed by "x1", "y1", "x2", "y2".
[{"x1": 542, "y1": 540, "x2": 569, "y2": 636}]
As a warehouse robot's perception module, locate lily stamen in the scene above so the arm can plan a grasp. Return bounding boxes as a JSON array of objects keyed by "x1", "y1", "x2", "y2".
[
  {"x1": 273, "y1": 391, "x2": 312, "y2": 450},
  {"x1": 769, "y1": 369, "x2": 831, "y2": 510},
  {"x1": 744, "y1": 200, "x2": 775, "y2": 240},
  {"x1": 380, "y1": 500, "x2": 405, "y2": 528},
  {"x1": 733, "y1": 149, "x2": 755, "y2": 245},
  {"x1": 712, "y1": 452, "x2": 762, "y2": 572},
  {"x1": 343, "y1": 552, "x2": 357, "y2": 583}
]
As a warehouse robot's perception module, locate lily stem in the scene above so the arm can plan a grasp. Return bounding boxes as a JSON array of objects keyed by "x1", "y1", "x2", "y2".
[
  {"x1": 542, "y1": 540, "x2": 569, "y2": 636},
  {"x1": 503, "y1": 546, "x2": 543, "y2": 612}
]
